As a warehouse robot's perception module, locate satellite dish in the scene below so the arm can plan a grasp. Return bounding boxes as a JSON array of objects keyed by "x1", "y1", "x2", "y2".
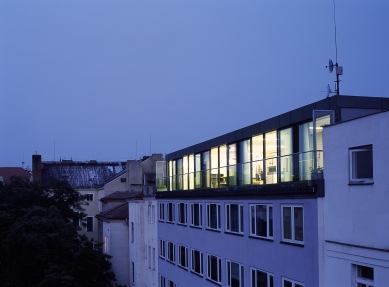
[{"x1": 326, "y1": 59, "x2": 334, "y2": 73}]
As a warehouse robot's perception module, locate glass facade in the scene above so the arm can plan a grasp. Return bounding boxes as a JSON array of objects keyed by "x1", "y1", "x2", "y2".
[{"x1": 162, "y1": 115, "x2": 329, "y2": 191}]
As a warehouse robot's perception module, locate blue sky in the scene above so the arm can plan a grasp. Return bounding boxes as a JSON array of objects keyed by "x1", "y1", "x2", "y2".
[{"x1": 1, "y1": 0, "x2": 388, "y2": 168}]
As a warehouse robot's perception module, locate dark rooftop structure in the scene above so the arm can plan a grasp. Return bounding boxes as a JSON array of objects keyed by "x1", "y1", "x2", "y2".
[
  {"x1": 100, "y1": 191, "x2": 143, "y2": 202},
  {"x1": 96, "y1": 202, "x2": 129, "y2": 221},
  {"x1": 0, "y1": 167, "x2": 31, "y2": 185}
]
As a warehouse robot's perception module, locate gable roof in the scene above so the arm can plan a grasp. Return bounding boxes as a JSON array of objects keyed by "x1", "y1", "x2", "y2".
[
  {"x1": 0, "y1": 167, "x2": 31, "y2": 185},
  {"x1": 100, "y1": 191, "x2": 143, "y2": 202},
  {"x1": 96, "y1": 202, "x2": 128, "y2": 221}
]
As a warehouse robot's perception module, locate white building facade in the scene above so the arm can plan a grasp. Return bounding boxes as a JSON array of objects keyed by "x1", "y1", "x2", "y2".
[{"x1": 323, "y1": 111, "x2": 389, "y2": 287}]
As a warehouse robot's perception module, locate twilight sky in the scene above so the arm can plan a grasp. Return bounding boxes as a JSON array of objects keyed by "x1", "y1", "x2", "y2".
[{"x1": 1, "y1": 0, "x2": 388, "y2": 169}]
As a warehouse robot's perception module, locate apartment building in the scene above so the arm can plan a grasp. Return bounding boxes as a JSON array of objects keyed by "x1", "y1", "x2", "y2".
[{"x1": 156, "y1": 95, "x2": 389, "y2": 287}]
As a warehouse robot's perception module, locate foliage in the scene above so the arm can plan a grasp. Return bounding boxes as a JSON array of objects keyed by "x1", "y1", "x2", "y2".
[{"x1": 0, "y1": 177, "x2": 123, "y2": 287}]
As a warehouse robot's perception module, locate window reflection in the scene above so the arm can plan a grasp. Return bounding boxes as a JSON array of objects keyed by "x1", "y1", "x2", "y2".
[
  {"x1": 265, "y1": 131, "x2": 277, "y2": 184},
  {"x1": 219, "y1": 146, "x2": 227, "y2": 187},
  {"x1": 228, "y1": 144, "x2": 237, "y2": 186},
  {"x1": 280, "y1": 128, "x2": 293, "y2": 182},
  {"x1": 210, "y1": 148, "x2": 219, "y2": 188},
  {"x1": 252, "y1": 135, "x2": 264, "y2": 185}
]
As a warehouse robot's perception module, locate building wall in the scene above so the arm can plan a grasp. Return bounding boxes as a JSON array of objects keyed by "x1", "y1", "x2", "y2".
[
  {"x1": 104, "y1": 220, "x2": 130, "y2": 286},
  {"x1": 78, "y1": 188, "x2": 99, "y2": 242},
  {"x1": 128, "y1": 198, "x2": 159, "y2": 287},
  {"x1": 323, "y1": 111, "x2": 389, "y2": 286},
  {"x1": 158, "y1": 197, "x2": 320, "y2": 287}
]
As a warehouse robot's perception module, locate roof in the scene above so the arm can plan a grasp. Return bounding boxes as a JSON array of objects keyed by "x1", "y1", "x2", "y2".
[
  {"x1": 0, "y1": 167, "x2": 31, "y2": 184},
  {"x1": 166, "y1": 95, "x2": 389, "y2": 160},
  {"x1": 100, "y1": 191, "x2": 143, "y2": 202},
  {"x1": 41, "y1": 161, "x2": 126, "y2": 189},
  {"x1": 96, "y1": 202, "x2": 128, "y2": 220}
]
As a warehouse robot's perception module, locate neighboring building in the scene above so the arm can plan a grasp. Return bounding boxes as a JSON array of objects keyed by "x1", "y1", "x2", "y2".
[
  {"x1": 0, "y1": 167, "x2": 31, "y2": 185},
  {"x1": 32, "y1": 154, "x2": 127, "y2": 241},
  {"x1": 96, "y1": 154, "x2": 164, "y2": 287},
  {"x1": 156, "y1": 95, "x2": 389, "y2": 287},
  {"x1": 322, "y1": 110, "x2": 389, "y2": 287}
]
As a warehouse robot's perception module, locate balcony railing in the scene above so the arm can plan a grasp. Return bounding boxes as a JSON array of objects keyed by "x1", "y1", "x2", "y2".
[{"x1": 156, "y1": 150, "x2": 323, "y2": 192}]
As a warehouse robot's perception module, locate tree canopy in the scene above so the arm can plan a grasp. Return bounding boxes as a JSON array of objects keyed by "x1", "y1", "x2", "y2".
[{"x1": 0, "y1": 177, "x2": 122, "y2": 287}]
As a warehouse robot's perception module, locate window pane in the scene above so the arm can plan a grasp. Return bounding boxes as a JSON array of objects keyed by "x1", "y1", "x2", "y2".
[
  {"x1": 195, "y1": 154, "x2": 201, "y2": 188},
  {"x1": 294, "y1": 207, "x2": 304, "y2": 241},
  {"x1": 283, "y1": 280, "x2": 293, "y2": 287},
  {"x1": 239, "y1": 139, "x2": 251, "y2": 185},
  {"x1": 358, "y1": 265, "x2": 374, "y2": 280},
  {"x1": 256, "y1": 270, "x2": 267, "y2": 287},
  {"x1": 202, "y1": 151, "x2": 210, "y2": 188},
  {"x1": 231, "y1": 262, "x2": 240, "y2": 287},
  {"x1": 265, "y1": 131, "x2": 277, "y2": 184},
  {"x1": 211, "y1": 147, "x2": 219, "y2": 188},
  {"x1": 280, "y1": 128, "x2": 293, "y2": 182},
  {"x1": 230, "y1": 204, "x2": 239, "y2": 232},
  {"x1": 269, "y1": 206, "x2": 273, "y2": 237},
  {"x1": 252, "y1": 135, "x2": 264, "y2": 185},
  {"x1": 283, "y1": 207, "x2": 292, "y2": 240},
  {"x1": 210, "y1": 256, "x2": 218, "y2": 281},
  {"x1": 299, "y1": 121, "x2": 314, "y2": 180},
  {"x1": 353, "y1": 150, "x2": 373, "y2": 179},
  {"x1": 189, "y1": 154, "x2": 194, "y2": 189},
  {"x1": 256, "y1": 205, "x2": 267, "y2": 237}
]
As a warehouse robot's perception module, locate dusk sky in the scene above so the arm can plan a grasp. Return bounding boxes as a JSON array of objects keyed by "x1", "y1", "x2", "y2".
[{"x1": 1, "y1": 0, "x2": 388, "y2": 169}]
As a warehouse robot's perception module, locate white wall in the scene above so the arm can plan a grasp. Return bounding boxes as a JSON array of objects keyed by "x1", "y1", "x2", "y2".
[{"x1": 323, "y1": 111, "x2": 389, "y2": 287}]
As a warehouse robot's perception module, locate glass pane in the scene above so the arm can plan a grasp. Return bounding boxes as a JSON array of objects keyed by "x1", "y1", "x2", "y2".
[
  {"x1": 294, "y1": 207, "x2": 304, "y2": 241},
  {"x1": 195, "y1": 154, "x2": 201, "y2": 188},
  {"x1": 256, "y1": 205, "x2": 267, "y2": 237},
  {"x1": 251, "y1": 206, "x2": 255, "y2": 235},
  {"x1": 210, "y1": 256, "x2": 218, "y2": 281},
  {"x1": 189, "y1": 154, "x2": 194, "y2": 190},
  {"x1": 252, "y1": 135, "x2": 264, "y2": 185},
  {"x1": 256, "y1": 270, "x2": 267, "y2": 287},
  {"x1": 265, "y1": 131, "x2": 277, "y2": 184},
  {"x1": 269, "y1": 206, "x2": 273, "y2": 237},
  {"x1": 231, "y1": 262, "x2": 240, "y2": 287},
  {"x1": 238, "y1": 139, "x2": 251, "y2": 185},
  {"x1": 228, "y1": 144, "x2": 237, "y2": 186},
  {"x1": 202, "y1": 151, "x2": 210, "y2": 188},
  {"x1": 299, "y1": 121, "x2": 313, "y2": 180},
  {"x1": 353, "y1": 150, "x2": 373, "y2": 179},
  {"x1": 176, "y1": 158, "x2": 183, "y2": 190},
  {"x1": 358, "y1": 265, "x2": 374, "y2": 280},
  {"x1": 211, "y1": 148, "x2": 219, "y2": 188},
  {"x1": 283, "y1": 280, "x2": 293, "y2": 287},
  {"x1": 283, "y1": 207, "x2": 292, "y2": 240},
  {"x1": 230, "y1": 204, "x2": 239, "y2": 232},
  {"x1": 183, "y1": 156, "x2": 188, "y2": 190},
  {"x1": 280, "y1": 128, "x2": 293, "y2": 182}
]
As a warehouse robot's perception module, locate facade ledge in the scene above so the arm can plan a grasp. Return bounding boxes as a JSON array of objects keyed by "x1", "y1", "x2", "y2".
[
  {"x1": 280, "y1": 241, "x2": 304, "y2": 247},
  {"x1": 248, "y1": 235, "x2": 274, "y2": 242}
]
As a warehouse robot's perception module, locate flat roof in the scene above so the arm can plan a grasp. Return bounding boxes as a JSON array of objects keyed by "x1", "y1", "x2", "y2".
[{"x1": 166, "y1": 95, "x2": 389, "y2": 160}]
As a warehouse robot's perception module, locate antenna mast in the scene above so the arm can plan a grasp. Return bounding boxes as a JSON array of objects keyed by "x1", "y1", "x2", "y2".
[{"x1": 326, "y1": 0, "x2": 343, "y2": 95}]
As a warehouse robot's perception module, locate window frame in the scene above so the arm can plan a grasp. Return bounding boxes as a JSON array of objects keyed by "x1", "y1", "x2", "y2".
[
  {"x1": 349, "y1": 145, "x2": 373, "y2": 183},
  {"x1": 167, "y1": 241, "x2": 176, "y2": 264},
  {"x1": 160, "y1": 275, "x2": 166, "y2": 287},
  {"x1": 226, "y1": 259, "x2": 244, "y2": 287},
  {"x1": 191, "y1": 249, "x2": 204, "y2": 276},
  {"x1": 167, "y1": 202, "x2": 175, "y2": 223},
  {"x1": 190, "y1": 203, "x2": 203, "y2": 228},
  {"x1": 281, "y1": 205, "x2": 304, "y2": 245},
  {"x1": 282, "y1": 277, "x2": 304, "y2": 287},
  {"x1": 206, "y1": 203, "x2": 221, "y2": 231},
  {"x1": 250, "y1": 204, "x2": 273, "y2": 239},
  {"x1": 86, "y1": 193, "x2": 94, "y2": 201},
  {"x1": 356, "y1": 264, "x2": 374, "y2": 287},
  {"x1": 159, "y1": 202, "x2": 165, "y2": 222},
  {"x1": 225, "y1": 203, "x2": 244, "y2": 234},
  {"x1": 207, "y1": 253, "x2": 222, "y2": 284},
  {"x1": 177, "y1": 244, "x2": 189, "y2": 269},
  {"x1": 159, "y1": 239, "x2": 166, "y2": 259},
  {"x1": 177, "y1": 202, "x2": 187, "y2": 225},
  {"x1": 250, "y1": 267, "x2": 274, "y2": 287},
  {"x1": 86, "y1": 216, "x2": 94, "y2": 232}
]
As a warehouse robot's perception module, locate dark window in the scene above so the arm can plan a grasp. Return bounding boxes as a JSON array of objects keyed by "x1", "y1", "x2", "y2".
[
  {"x1": 350, "y1": 145, "x2": 373, "y2": 182},
  {"x1": 86, "y1": 193, "x2": 93, "y2": 201},
  {"x1": 86, "y1": 216, "x2": 93, "y2": 232},
  {"x1": 120, "y1": 178, "x2": 126, "y2": 182}
]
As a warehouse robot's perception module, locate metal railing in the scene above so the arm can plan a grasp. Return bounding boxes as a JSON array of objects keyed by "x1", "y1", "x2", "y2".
[{"x1": 156, "y1": 150, "x2": 323, "y2": 192}]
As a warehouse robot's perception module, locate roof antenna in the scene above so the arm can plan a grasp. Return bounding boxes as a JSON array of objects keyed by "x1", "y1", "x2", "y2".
[
  {"x1": 22, "y1": 153, "x2": 25, "y2": 168},
  {"x1": 326, "y1": 0, "x2": 343, "y2": 95}
]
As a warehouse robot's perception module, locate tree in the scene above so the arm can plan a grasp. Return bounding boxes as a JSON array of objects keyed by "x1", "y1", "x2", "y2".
[{"x1": 0, "y1": 177, "x2": 123, "y2": 287}]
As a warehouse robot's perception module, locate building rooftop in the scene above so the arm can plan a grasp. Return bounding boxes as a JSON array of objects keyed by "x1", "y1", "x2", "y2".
[
  {"x1": 100, "y1": 191, "x2": 143, "y2": 202},
  {"x1": 0, "y1": 167, "x2": 31, "y2": 185},
  {"x1": 96, "y1": 202, "x2": 128, "y2": 220}
]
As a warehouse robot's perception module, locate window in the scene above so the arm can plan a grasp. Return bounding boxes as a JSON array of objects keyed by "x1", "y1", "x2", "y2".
[
  {"x1": 103, "y1": 236, "x2": 109, "y2": 254},
  {"x1": 131, "y1": 222, "x2": 135, "y2": 243},
  {"x1": 356, "y1": 265, "x2": 374, "y2": 287},
  {"x1": 251, "y1": 267, "x2": 274, "y2": 287},
  {"x1": 160, "y1": 275, "x2": 166, "y2": 287},
  {"x1": 226, "y1": 203, "x2": 244, "y2": 234},
  {"x1": 159, "y1": 239, "x2": 166, "y2": 259},
  {"x1": 191, "y1": 249, "x2": 203, "y2": 276},
  {"x1": 148, "y1": 246, "x2": 151, "y2": 269},
  {"x1": 191, "y1": 203, "x2": 202, "y2": 227},
  {"x1": 120, "y1": 177, "x2": 126, "y2": 182},
  {"x1": 226, "y1": 260, "x2": 244, "y2": 287},
  {"x1": 167, "y1": 202, "x2": 175, "y2": 223},
  {"x1": 86, "y1": 193, "x2": 94, "y2": 201},
  {"x1": 167, "y1": 241, "x2": 175, "y2": 263},
  {"x1": 349, "y1": 145, "x2": 373, "y2": 183},
  {"x1": 86, "y1": 216, "x2": 93, "y2": 232},
  {"x1": 159, "y1": 202, "x2": 165, "y2": 222},
  {"x1": 167, "y1": 280, "x2": 176, "y2": 287},
  {"x1": 207, "y1": 254, "x2": 221, "y2": 284},
  {"x1": 152, "y1": 247, "x2": 156, "y2": 270},
  {"x1": 131, "y1": 261, "x2": 135, "y2": 283},
  {"x1": 250, "y1": 204, "x2": 273, "y2": 239},
  {"x1": 178, "y1": 203, "x2": 187, "y2": 225},
  {"x1": 282, "y1": 205, "x2": 304, "y2": 244},
  {"x1": 206, "y1": 203, "x2": 221, "y2": 230},
  {"x1": 282, "y1": 278, "x2": 304, "y2": 287},
  {"x1": 178, "y1": 245, "x2": 188, "y2": 269}
]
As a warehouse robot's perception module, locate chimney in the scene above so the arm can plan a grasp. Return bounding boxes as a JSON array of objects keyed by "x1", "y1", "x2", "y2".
[{"x1": 32, "y1": 154, "x2": 42, "y2": 183}]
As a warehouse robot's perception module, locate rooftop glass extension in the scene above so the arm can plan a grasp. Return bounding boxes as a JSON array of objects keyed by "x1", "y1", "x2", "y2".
[{"x1": 157, "y1": 112, "x2": 332, "y2": 192}]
